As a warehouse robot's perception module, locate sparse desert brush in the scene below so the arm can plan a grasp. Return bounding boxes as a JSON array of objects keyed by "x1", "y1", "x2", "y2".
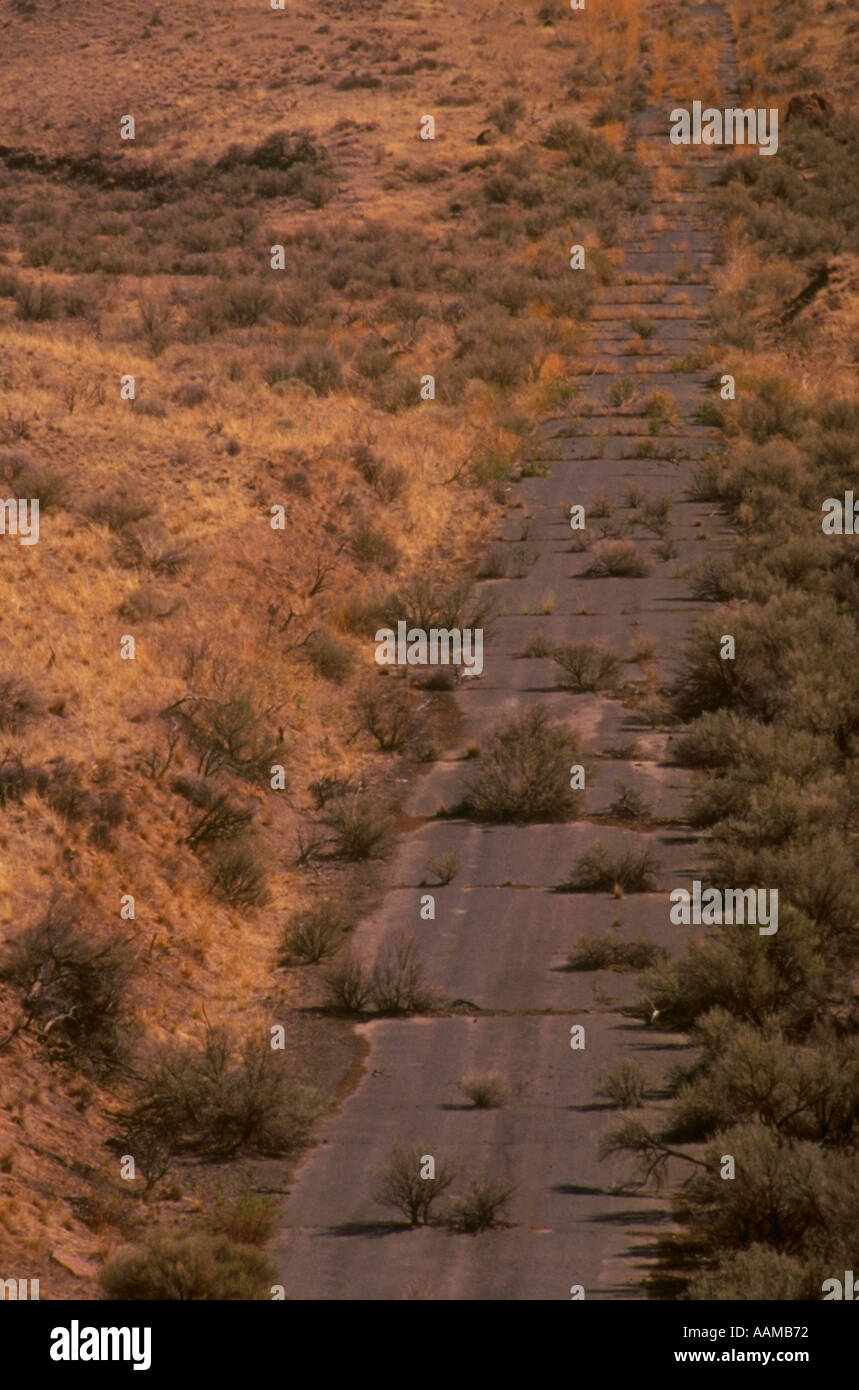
[
  {"x1": 323, "y1": 952, "x2": 375, "y2": 1015},
  {"x1": 207, "y1": 840, "x2": 270, "y2": 908},
  {"x1": 369, "y1": 932, "x2": 437, "y2": 1015},
  {"x1": 291, "y1": 342, "x2": 348, "y2": 395},
  {"x1": 354, "y1": 679, "x2": 427, "y2": 753},
  {"x1": 643, "y1": 389, "x2": 679, "y2": 426},
  {"x1": 100, "y1": 1233, "x2": 277, "y2": 1301},
  {"x1": 324, "y1": 933, "x2": 435, "y2": 1016},
  {"x1": 458, "y1": 706, "x2": 584, "y2": 823},
  {"x1": 586, "y1": 538, "x2": 649, "y2": 578},
  {"x1": 387, "y1": 571, "x2": 489, "y2": 636},
  {"x1": 553, "y1": 640, "x2": 622, "y2": 691},
  {"x1": 350, "y1": 520, "x2": 400, "y2": 572},
  {"x1": 1, "y1": 901, "x2": 135, "y2": 1074},
  {"x1": 738, "y1": 375, "x2": 806, "y2": 444},
  {"x1": 451, "y1": 1178, "x2": 516, "y2": 1233},
  {"x1": 86, "y1": 485, "x2": 155, "y2": 533},
  {"x1": 608, "y1": 376, "x2": 638, "y2": 407},
  {"x1": 321, "y1": 791, "x2": 395, "y2": 861},
  {"x1": 684, "y1": 1247, "x2": 820, "y2": 1303},
  {"x1": 0, "y1": 453, "x2": 68, "y2": 508},
  {"x1": 565, "y1": 933, "x2": 664, "y2": 972},
  {"x1": 177, "y1": 783, "x2": 254, "y2": 851},
  {"x1": 0, "y1": 674, "x2": 43, "y2": 731},
  {"x1": 124, "y1": 1023, "x2": 320, "y2": 1161},
  {"x1": 119, "y1": 581, "x2": 180, "y2": 622},
  {"x1": 425, "y1": 850, "x2": 461, "y2": 886},
  {"x1": 305, "y1": 628, "x2": 354, "y2": 684},
  {"x1": 210, "y1": 1193, "x2": 280, "y2": 1247},
  {"x1": 608, "y1": 782, "x2": 652, "y2": 821},
  {"x1": 166, "y1": 685, "x2": 286, "y2": 783},
  {"x1": 520, "y1": 634, "x2": 552, "y2": 658},
  {"x1": 558, "y1": 841, "x2": 660, "y2": 894},
  {"x1": 597, "y1": 1060, "x2": 647, "y2": 1110},
  {"x1": 454, "y1": 307, "x2": 544, "y2": 390},
  {"x1": 280, "y1": 899, "x2": 346, "y2": 965},
  {"x1": 458, "y1": 1071, "x2": 509, "y2": 1109}
]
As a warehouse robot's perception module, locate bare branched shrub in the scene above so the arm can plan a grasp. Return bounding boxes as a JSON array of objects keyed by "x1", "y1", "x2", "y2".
[
  {"x1": 354, "y1": 680, "x2": 426, "y2": 753},
  {"x1": 174, "y1": 781, "x2": 253, "y2": 851},
  {"x1": 323, "y1": 952, "x2": 374, "y2": 1014},
  {"x1": 608, "y1": 783, "x2": 652, "y2": 821},
  {"x1": 451, "y1": 1178, "x2": 516, "y2": 1232},
  {"x1": 373, "y1": 1144, "x2": 455, "y2": 1226},
  {"x1": 324, "y1": 934, "x2": 435, "y2": 1016},
  {"x1": 167, "y1": 687, "x2": 285, "y2": 782},
  {"x1": 370, "y1": 932, "x2": 437, "y2": 1015}
]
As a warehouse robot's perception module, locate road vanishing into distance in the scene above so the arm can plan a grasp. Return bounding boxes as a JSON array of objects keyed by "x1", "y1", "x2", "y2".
[{"x1": 272, "y1": 0, "x2": 739, "y2": 1300}]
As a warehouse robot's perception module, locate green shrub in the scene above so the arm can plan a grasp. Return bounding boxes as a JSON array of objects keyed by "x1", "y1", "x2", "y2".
[
  {"x1": 558, "y1": 840, "x2": 659, "y2": 893},
  {"x1": 210, "y1": 1194, "x2": 280, "y2": 1247},
  {"x1": 637, "y1": 907, "x2": 830, "y2": 1032},
  {"x1": 684, "y1": 1245, "x2": 822, "y2": 1301},
  {"x1": 125, "y1": 1024, "x2": 319, "y2": 1160},
  {"x1": 100, "y1": 1234, "x2": 276, "y2": 1300},
  {"x1": 565, "y1": 933, "x2": 663, "y2": 971},
  {"x1": 597, "y1": 1060, "x2": 647, "y2": 1109},
  {"x1": 458, "y1": 707, "x2": 583, "y2": 823},
  {"x1": 553, "y1": 641, "x2": 622, "y2": 692}
]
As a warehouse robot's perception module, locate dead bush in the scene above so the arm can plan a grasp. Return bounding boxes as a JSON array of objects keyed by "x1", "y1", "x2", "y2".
[
  {"x1": 373, "y1": 1143, "x2": 456, "y2": 1226},
  {"x1": 1, "y1": 901, "x2": 135, "y2": 1074}
]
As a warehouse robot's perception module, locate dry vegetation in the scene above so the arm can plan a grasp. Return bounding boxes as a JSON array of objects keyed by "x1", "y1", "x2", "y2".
[
  {"x1": 602, "y1": 0, "x2": 859, "y2": 1302},
  {"x1": 0, "y1": 0, "x2": 646, "y2": 1297}
]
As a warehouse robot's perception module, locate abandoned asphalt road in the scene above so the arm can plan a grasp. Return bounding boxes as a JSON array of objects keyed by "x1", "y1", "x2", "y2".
[{"x1": 271, "y1": 0, "x2": 738, "y2": 1300}]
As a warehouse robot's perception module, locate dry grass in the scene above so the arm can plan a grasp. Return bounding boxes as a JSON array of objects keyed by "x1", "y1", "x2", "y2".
[{"x1": 0, "y1": 3, "x2": 647, "y2": 1288}]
